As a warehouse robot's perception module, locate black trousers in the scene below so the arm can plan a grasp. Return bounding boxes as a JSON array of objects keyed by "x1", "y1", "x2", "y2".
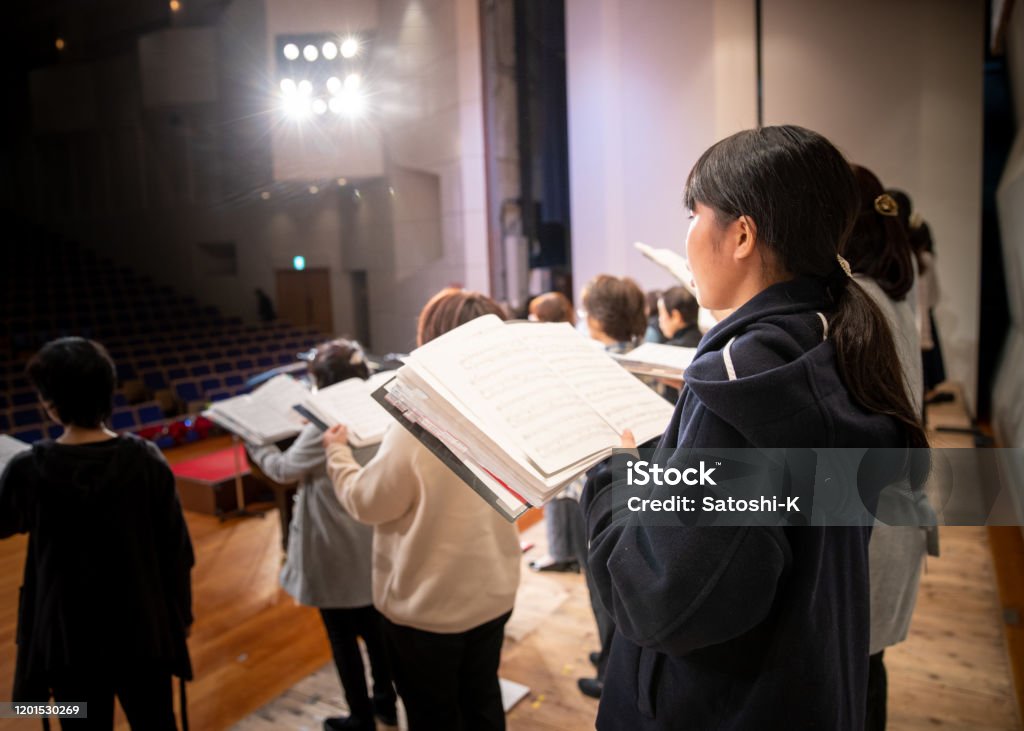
[
  {"x1": 319, "y1": 606, "x2": 397, "y2": 722},
  {"x1": 382, "y1": 611, "x2": 511, "y2": 731},
  {"x1": 51, "y1": 666, "x2": 175, "y2": 730},
  {"x1": 866, "y1": 650, "x2": 887, "y2": 731},
  {"x1": 571, "y1": 501, "x2": 616, "y2": 679}
]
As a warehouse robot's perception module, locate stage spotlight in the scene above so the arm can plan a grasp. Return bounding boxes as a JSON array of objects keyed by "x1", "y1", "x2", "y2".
[
  {"x1": 337, "y1": 177, "x2": 348, "y2": 186},
  {"x1": 338, "y1": 89, "x2": 366, "y2": 116},
  {"x1": 308, "y1": 185, "x2": 319, "y2": 195},
  {"x1": 283, "y1": 43, "x2": 299, "y2": 60},
  {"x1": 344, "y1": 73, "x2": 361, "y2": 90},
  {"x1": 303, "y1": 44, "x2": 318, "y2": 62},
  {"x1": 340, "y1": 37, "x2": 359, "y2": 58},
  {"x1": 169, "y1": 0, "x2": 181, "y2": 11},
  {"x1": 328, "y1": 96, "x2": 344, "y2": 114},
  {"x1": 283, "y1": 94, "x2": 312, "y2": 119},
  {"x1": 293, "y1": 255, "x2": 306, "y2": 270},
  {"x1": 280, "y1": 78, "x2": 296, "y2": 94},
  {"x1": 312, "y1": 98, "x2": 328, "y2": 115},
  {"x1": 55, "y1": 38, "x2": 66, "y2": 51},
  {"x1": 260, "y1": 191, "x2": 271, "y2": 200},
  {"x1": 298, "y1": 79, "x2": 313, "y2": 95},
  {"x1": 326, "y1": 76, "x2": 342, "y2": 94},
  {"x1": 322, "y1": 41, "x2": 338, "y2": 60}
]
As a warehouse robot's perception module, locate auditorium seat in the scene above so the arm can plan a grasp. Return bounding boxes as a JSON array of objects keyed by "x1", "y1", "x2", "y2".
[
  {"x1": 12, "y1": 428, "x2": 43, "y2": 443},
  {"x1": 11, "y1": 391, "x2": 35, "y2": 407},
  {"x1": 142, "y1": 370, "x2": 168, "y2": 392},
  {"x1": 110, "y1": 409, "x2": 138, "y2": 432},
  {"x1": 173, "y1": 379, "x2": 203, "y2": 405},
  {"x1": 12, "y1": 406, "x2": 42, "y2": 428},
  {"x1": 137, "y1": 403, "x2": 165, "y2": 426}
]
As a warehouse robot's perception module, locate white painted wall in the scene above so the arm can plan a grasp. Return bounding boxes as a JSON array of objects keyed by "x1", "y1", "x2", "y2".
[
  {"x1": 565, "y1": 0, "x2": 740, "y2": 301},
  {"x1": 762, "y1": 0, "x2": 985, "y2": 413},
  {"x1": 994, "y1": 0, "x2": 1024, "y2": 452},
  {"x1": 565, "y1": 0, "x2": 985, "y2": 412}
]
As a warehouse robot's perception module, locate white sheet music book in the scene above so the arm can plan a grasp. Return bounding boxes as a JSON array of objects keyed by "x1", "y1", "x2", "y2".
[
  {"x1": 0, "y1": 435, "x2": 32, "y2": 474},
  {"x1": 204, "y1": 374, "x2": 310, "y2": 446},
  {"x1": 300, "y1": 371, "x2": 396, "y2": 448},
  {"x1": 381, "y1": 315, "x2": 674, "y2": 513},
  {"x1": 611, "y1": 341, "x2": 698, "y2": 378}
]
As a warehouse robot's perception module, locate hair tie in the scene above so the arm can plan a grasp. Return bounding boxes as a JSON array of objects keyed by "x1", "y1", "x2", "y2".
[
  {"x1": 836, "y1": 254, "x2": 853, "y2": 278},
  {"x1": 825, "y1": 254, "x2": 853, "y2": 295},
  {"x1": 874, "y1": 194, "x2": 899, "y2": 217}
]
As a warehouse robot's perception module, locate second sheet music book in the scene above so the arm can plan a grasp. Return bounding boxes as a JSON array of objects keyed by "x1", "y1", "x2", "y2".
[{"x1": 373, "y1": 315, "x2": 674, "y2": 521}]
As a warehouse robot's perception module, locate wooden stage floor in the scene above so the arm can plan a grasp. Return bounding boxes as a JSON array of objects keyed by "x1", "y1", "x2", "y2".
[{"x1": 0, "y1": 392, "x2": 1021, "y2": 730}]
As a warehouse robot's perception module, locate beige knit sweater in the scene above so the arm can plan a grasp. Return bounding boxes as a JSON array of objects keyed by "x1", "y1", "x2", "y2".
[{"x1": 326, "y1": 423, "x2": 521, "y2": 634}]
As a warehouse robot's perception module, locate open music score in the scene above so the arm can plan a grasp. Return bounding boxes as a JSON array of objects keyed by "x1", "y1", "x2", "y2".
[{"x1": 376, "y1": 315, "x2": 674, "y2": 520}]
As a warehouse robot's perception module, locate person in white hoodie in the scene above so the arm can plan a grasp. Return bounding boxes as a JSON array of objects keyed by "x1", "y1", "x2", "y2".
[
  {"x1": 845, "y1": 165, "x2": 938, "y2": 731},
  {"x1": 323, "y1": 288, "x2": 521, "y2": 731}
]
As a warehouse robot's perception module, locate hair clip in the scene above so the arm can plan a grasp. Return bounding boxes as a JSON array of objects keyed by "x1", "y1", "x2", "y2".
[
  {"x1": 874, "y1": 194, "x2": 899, "y2": 217},
  {"x1": 836, "y1": 254, "x2": 853, "y2": 278}
]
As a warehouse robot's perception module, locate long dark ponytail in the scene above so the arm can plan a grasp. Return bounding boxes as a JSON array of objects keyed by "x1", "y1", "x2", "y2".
[{"x1": 684, "y1": 125, "x2": 928, "y2": 448}]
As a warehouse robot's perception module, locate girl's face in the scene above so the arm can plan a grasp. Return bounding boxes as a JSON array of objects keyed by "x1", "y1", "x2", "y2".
[
  {"x1": 685, "y1": 202, "x2": 735, "y2": 310},
  {"x1": 657, "y1": 299, "x2": 684, "y2": 339}
]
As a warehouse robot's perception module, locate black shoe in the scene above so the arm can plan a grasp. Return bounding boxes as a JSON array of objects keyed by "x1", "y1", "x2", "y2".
[
  {"x1": 589, "y1": 651, "x2": 601, "y2": 668},
  {"x1": 529, "y1": 558, "x2": 580, "y2": 573},
  {"x1": 577, "y1": 677, "x2": 603, "y2": 699},
  {"x1": 323, "y1": 715, "x2": 374, "y2": 731}
]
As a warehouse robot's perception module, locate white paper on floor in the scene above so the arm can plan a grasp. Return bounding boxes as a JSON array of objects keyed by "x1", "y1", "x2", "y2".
[{"x1": 500, "y1": 677, "x2": 530, "y2": 712}]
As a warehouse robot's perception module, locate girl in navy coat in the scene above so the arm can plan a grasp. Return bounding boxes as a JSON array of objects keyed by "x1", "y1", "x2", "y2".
[{"x1": 581, "y1": 126, "x2": 928, "y2": 730}]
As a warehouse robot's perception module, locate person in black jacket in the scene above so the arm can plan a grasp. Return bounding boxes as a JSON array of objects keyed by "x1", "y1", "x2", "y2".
[
  {"x1": 0, "y1": 337, "x2": 194, "y2": 730},
  {"x1": 581, "y1": 126, "x2": 928, "y2": 730}
]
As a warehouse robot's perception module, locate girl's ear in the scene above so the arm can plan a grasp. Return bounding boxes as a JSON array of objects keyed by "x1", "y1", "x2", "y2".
[{"x1": 733, "y1": 215, "x2": 758, "y2": 261}]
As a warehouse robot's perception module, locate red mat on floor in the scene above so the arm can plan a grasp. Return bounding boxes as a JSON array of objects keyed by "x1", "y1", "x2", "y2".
[{"x1": 170, "y1": 444, "x2": 250, "y2": 483}]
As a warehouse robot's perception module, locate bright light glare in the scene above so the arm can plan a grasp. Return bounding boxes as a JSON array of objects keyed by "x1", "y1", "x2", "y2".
[
  {"x1": 280, "y1": 78, "x2": 296, "y2": 94},
  {"x1": 344, "y1": 73, "x2": 361, "y2": 90},
  {"x1": 326, "y1": 76, "x2": 342, "y2": 94},
  {"x1": 303, "y1": 44, "x2": 318, "y2": 62},
  {"x1": 298, "y1": 79, "x2": 313, "y2": 95},
  {"x1": 340, "y1": 37, "x2": 359, "y2": 58},
  {"x1": 283, "y1": 94, "x2": 312, "y2": 119},
  {"x1": 330, "y1": 89, "x2": 366, "y2": 117},
  {"x1": 312, "y1": 98, "x2": 327, "y2": 115},
  {"x1": 283, "y1": 43, "x2": 299, "y2": 60},
  {"x1": 322, "y1": 41, "x2": 338, "y2": 60}
]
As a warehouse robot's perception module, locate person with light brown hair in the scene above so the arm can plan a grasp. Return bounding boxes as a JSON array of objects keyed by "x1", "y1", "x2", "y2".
[
  {"x1": 322, "y1": 288, "x2": 521, "y2": 731},
  {"x1": 528, "y1": 291, "x2": 576, "y2": 325}
]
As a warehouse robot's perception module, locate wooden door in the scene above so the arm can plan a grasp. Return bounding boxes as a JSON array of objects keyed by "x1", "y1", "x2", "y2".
[{"x1": 275, "y1": 269, "x2": 333, "y2": 334}]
